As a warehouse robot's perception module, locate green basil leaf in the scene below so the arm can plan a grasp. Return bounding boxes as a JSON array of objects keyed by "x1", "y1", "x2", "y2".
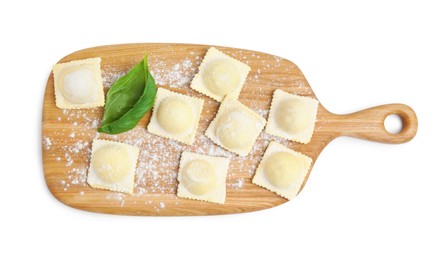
[{"x1": 98, "y1": 55, "x2": 157, "y2": 134}]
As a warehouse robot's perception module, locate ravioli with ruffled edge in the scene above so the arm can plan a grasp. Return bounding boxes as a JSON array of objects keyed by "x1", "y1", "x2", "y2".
[
  {"x1": 252, "y1": 141, "x2": 312, "y2": 200},
  {"x1": 265, "y1": 89, "x2": 319, "y2": 144},
  {"x1": 53, "y1": 57, "x2": 105, "y2": 109},
  {"x1": 177, "y1": 151, "x2": 230, "y2": 204},
  {"x1": 87, "y1": 139, "x2": 139, "y2": 194},
  {"x1": 190, "y1": 47, "x2": 251, "y2": 102},
  {"x1": 205, "y1": 98, "x2": 266, "y2": 156},
  {"x1": 147, "y1": 88, "x2": 204, "y2": 145}
]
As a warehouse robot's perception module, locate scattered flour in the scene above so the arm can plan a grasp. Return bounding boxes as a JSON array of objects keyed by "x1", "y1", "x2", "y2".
[
  {"x1": 149, "y1": 56, "x2": 201, "y2": 90},
  {"x1": 43, "y1": 137, "x2": 52, "y2": 150},
  {"x1": 106, "y1": 193, "x2": 126, "y2": 207},
  {"x1": 101, "y1": 68, "x2": 126, "y2": 89}
]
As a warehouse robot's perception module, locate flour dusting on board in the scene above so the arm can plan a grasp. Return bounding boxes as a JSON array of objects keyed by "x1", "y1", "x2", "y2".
[
  {"x1": 43, "y1": 137, "x2": 52, "y2": 150},
  {"x1": 149, "y1": 56, "x2": 201, "y2": 89},
  {"x1": 101, "y1": 67, "x2": 126, "y2": 88},
  {"x1": 43, "y1": 50, "x2": 298, "y2": 210}
]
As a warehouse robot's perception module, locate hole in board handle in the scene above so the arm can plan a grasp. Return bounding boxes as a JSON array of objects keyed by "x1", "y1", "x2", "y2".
[{"x1": 384, "y1": 114, "x2": 403, "y2": 135}]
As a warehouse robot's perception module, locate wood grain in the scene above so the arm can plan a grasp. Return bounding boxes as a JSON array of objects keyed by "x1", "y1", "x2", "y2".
[{"x1": 42, "y1": 43, "x2": 418, "y2": 216}]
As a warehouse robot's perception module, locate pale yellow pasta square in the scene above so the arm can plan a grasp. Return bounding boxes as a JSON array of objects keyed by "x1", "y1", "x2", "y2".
[
  {"x1": 265, "y1": 89, "x2": 319, "y2": 144},
  {"x1": 177, "y1": 151, "x2": 230, "y2": 204},
  {"x1": 87, "y1": 139, "x2": 139, "y2": 194},
  {"x1": 190, "y1": 47, "x2": 251, "y2": 102},
  {"x1": 205, "y1": 98, "x2": 266, "y2": 156},
  {"x1": 252, "y1": 141, "x2": 312, "y2": 200},
  {"x1": 53, "y1": 57, "x2": 105, "y2": 109},
  {"x1": 147, "y1": 88, "x2": 204, "y2": 145}
]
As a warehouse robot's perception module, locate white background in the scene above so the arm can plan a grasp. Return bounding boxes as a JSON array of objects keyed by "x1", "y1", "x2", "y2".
[{"x1": 1, "y1": 0, "x2": 434, "y2": 259}]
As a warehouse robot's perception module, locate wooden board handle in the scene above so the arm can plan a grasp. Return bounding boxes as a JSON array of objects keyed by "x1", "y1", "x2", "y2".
[{"x1": 327, "y1": 104, "x2": 418, "y2": 144}]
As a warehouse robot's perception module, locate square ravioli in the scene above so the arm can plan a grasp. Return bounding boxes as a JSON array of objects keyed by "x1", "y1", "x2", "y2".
[
  {"x1": 252, "y1": 141, "x2": 312, "y2": 200},
  {"x1": 265, "y1": 89, "x2": 319, "y2": 144},
  {"x1": 177, "y1": 151, "x2": 230, "y2": 204},
  {"x1": 190, "y1": 47, "x2": 251, "y2": 102},
  {"x1": 205, "y1": 98, "x2": 266, "y2": 156},
  {"x1": 87, "y1": 139, "x2": 139, "y2": 194},
  {"x1": 147, "y1": 88, "x2": 204, "y2": 145},
  {"x1": 53, "y1": 57, "x2": 105, "y2": 109}
]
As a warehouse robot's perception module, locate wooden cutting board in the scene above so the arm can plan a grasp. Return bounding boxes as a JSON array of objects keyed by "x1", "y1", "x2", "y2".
[{"x1": 42, "y1": 43, "x2": 418, "y2": 216}]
